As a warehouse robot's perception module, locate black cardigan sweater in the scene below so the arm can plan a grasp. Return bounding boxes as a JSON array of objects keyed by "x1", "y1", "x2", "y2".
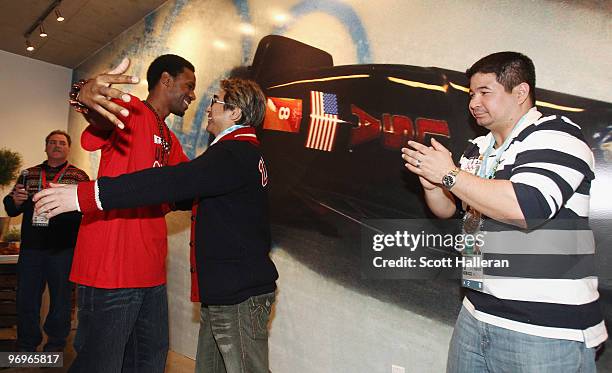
[{"x1": 92, "y1": 140, "x2": 278, "y2": 305}]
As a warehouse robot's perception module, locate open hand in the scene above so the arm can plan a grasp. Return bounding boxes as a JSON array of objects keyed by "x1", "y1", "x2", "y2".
[
  {"x1": 401, "y1": 138, "x2": 456, "y2": 186},
  {"x1": 77, "y1": 58, "x2": 139, "y2": 129}
]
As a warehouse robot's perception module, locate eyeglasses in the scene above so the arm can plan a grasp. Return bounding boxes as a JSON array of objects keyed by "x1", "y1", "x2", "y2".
[{"x1": 210, "y1": 97, "x2": 234, "y2": 107}]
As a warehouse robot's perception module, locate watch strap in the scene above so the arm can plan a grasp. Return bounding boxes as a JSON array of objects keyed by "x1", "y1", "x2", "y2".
[{"x1": 442, "y1": 167, "x2": 461, "y2": 190}]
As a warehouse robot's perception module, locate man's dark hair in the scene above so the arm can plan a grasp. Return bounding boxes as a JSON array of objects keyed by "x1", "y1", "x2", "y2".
[
  {"x1": 45, "y1": 130, "x2": 71, "y2": 146},
  {"x1": 220, "y1": 78, "x2": 266, "y2": 127},
  {"x1": 466, "y1": 51, "x2": 536, "y2": 105},
  {"x1": 146, "y1": 54, "x2": 195, "y2": 92}
]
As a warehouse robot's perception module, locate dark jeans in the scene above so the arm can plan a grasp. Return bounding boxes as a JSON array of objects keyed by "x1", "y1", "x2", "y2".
[
  {"x1": 16, "y1": 248, "x2": 74, "y2": 351},
  {"x1": 195, "y1": 292, "x2": 275, "y2": 373},
  {"x1": 68, "y1": 284, "x2": 169, "y2": 373}
]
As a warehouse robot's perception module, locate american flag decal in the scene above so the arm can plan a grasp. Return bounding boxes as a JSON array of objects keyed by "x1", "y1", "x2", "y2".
[{"x1": 306, "y1": 91, "x2": 339, "y2": 152}]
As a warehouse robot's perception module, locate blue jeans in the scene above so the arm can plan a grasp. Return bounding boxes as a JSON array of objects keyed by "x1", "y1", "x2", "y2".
[
  {"x1": 68, "y1": 284, "x2": 169, "y2": 373},
  {"x1": 195, "y1": 292, "x2": 275, "y2": 373},
  {"x1": 447, "y1": 305, "x2": 596, "y2": 373},
  {"x1": 16, "y1": 248, "x2": 73, "y2": 351}
]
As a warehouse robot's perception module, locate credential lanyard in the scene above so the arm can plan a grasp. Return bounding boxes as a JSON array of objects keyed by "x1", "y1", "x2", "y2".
[
  {"x1": 39, "y1": 163, "x2": 70, "y2": 190},
  {"x1": 477, "y1": 114, "x2": 529, "y2": 179},
  {"x1": 210, "y1": 125, "x2": 249, "y2": 147}
]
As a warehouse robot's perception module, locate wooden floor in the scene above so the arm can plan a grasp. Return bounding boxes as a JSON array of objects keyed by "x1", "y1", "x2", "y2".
[
  {"x1": 166, "y1": 351, "x2": 196, "y2": 373},
  {"x1": 0, "y1": 328, "x2": 195, "y2": 372}
]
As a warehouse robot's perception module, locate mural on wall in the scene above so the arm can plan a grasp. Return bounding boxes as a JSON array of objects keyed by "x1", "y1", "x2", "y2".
[
  {"x1": 72, "y1": 0, "x2": 612, "y2": 341},
  {"x1": 247, "y1": 34, "x2": 612, "y2": 325}
]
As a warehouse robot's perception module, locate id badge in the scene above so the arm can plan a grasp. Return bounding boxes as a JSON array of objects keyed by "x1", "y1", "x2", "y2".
[
  {"x1": 461, "y1": 208, "x2": 484, "y2": 290},
  {"x1": 461, "y1": 252, "x2": 484, "y2": 291},
  {"x1": 32, "y1": 211, "x2": 49, "y2": 227}
]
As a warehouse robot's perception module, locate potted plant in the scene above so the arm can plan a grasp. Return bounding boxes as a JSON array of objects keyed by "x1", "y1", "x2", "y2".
[
  {"x1": 4, "y1": 227, "x2": 21, "y2": 252},
  {"x1": 4, "y1": 227, "x2": 20, "y2": 242},
  {"x1": 0, "y1": 148, "x2": 22, "y2": 241}
]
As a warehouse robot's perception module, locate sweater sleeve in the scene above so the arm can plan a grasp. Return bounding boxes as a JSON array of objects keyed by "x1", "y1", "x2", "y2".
[
  {"x1": 2, "y1": 193, "x2": 22, "y2": 217},
  {"x1": 96, "y1": 145, "x2": 247, "y2": 211},
  {"x1": 77, "y1": 181, "x2": 99, "y2": 212},
  {"x1": 81, "y1": 97, "x2": 135, "y2": 151}
]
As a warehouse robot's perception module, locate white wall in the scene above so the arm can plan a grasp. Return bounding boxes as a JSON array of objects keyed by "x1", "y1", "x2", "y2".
[{"x1": 0, "y1": 50, "x2": 73, "y2": 217}]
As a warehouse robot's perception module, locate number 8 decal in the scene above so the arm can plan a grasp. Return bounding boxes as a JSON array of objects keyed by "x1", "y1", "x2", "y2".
[{"x1": 278, "y1": 107, "x2": 290, "y2": 120}]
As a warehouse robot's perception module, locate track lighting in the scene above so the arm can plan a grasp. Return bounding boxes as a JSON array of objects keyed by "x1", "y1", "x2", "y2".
[
  {"x1": 55, "y1": 9, "x2": 64, "y2": 22},
  {"x1": 24, "y1": 1, "x2": 65, "y2": 49}
]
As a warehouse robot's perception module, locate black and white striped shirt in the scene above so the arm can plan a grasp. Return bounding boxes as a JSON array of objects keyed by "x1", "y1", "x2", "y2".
[{"x1": 459, "y1": 107, "x2": 607, "y2": 348}]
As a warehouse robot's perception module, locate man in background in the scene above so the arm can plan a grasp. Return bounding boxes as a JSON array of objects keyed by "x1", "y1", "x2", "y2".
[{"x1": 3, "y1": 130, "x2": 88, "y2": 352}]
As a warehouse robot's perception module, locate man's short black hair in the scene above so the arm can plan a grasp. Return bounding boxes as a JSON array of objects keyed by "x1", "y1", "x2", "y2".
[
  {"x1": 466, "y1": 51, "x2": 536, "y2": 105},
  {"x1": 146, "y1": 54, "x2": 195, "y2": 92}
]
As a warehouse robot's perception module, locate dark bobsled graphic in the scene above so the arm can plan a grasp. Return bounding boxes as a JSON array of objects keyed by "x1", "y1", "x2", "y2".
[{"x1": 250, "y1": 35, "x2": 612, "y2": 326}]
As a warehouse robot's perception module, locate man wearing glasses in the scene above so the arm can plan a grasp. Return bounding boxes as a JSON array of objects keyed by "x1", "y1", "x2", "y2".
[{"x1": 35, "y1": 78, "x2": 278, "y2": 373}]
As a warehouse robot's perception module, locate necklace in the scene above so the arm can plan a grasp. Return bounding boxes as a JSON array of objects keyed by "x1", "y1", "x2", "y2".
[{"x1": 142, "y1": 100, "x2": 173, "y2": 166}]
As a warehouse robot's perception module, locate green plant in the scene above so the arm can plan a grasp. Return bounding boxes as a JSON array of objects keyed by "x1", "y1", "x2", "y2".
[
  {"x1": 0, "y1": 148, "x2": 22, "y2": 187},
  {"x1": 4, "y1": 227, "x2": 20, "y2": 242}
]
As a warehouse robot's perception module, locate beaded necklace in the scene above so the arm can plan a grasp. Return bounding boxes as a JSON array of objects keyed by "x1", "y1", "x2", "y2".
[{"x1": 142, "y1": 100, "x2": 173, "y2": 166}]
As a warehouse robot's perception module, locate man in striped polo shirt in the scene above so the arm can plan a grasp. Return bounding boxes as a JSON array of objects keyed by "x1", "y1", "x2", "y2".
[{"x1": 401, "y1": 52, "x2": 606, "y2": 372}]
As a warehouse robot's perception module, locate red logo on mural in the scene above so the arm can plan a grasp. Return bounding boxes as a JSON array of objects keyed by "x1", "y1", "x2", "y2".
[{"x1": 349, "y1": 104, "x2": 450, "y2": 149}]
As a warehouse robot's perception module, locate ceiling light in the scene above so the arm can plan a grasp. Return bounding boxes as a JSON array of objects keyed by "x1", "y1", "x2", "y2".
[
  {"x1": 26, "y1": 40, "x2": 34, "y2": 52},
  {"x1": 55, "y1": 9, "x2": 64, "y2": 22},
  {"x1": 39, "y1": 24, "x2": 47, "y2": 38}
]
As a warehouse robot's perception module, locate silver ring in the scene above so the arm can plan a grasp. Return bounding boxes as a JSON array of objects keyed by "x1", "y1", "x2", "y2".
[{"x1": 416, "y1": 159, "x2": 421, "y2": 168}]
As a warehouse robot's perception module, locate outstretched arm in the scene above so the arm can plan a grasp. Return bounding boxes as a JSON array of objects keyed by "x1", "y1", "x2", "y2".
[{"x1": 34, "y1": 146, "x2": 246, "y2": 217}]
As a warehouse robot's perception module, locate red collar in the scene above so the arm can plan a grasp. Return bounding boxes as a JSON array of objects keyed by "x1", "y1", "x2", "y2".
[{"x1": 215, "y1": 127, "x2": 260, "y2": 146}]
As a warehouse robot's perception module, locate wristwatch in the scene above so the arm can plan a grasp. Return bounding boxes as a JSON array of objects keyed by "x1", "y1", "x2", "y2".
[{"x1": 442, "y1": 167, "x2": 460, "y2": 190}]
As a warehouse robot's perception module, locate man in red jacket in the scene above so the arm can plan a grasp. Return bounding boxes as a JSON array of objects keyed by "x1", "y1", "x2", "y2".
[{"x1": 63, "y1": 55, "x2": 195, "y2": 372}]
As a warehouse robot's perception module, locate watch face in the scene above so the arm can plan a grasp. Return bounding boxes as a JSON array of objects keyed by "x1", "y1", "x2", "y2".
[{"x1": 442, "y1": 174, "x2": 456, "y2": 188}]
